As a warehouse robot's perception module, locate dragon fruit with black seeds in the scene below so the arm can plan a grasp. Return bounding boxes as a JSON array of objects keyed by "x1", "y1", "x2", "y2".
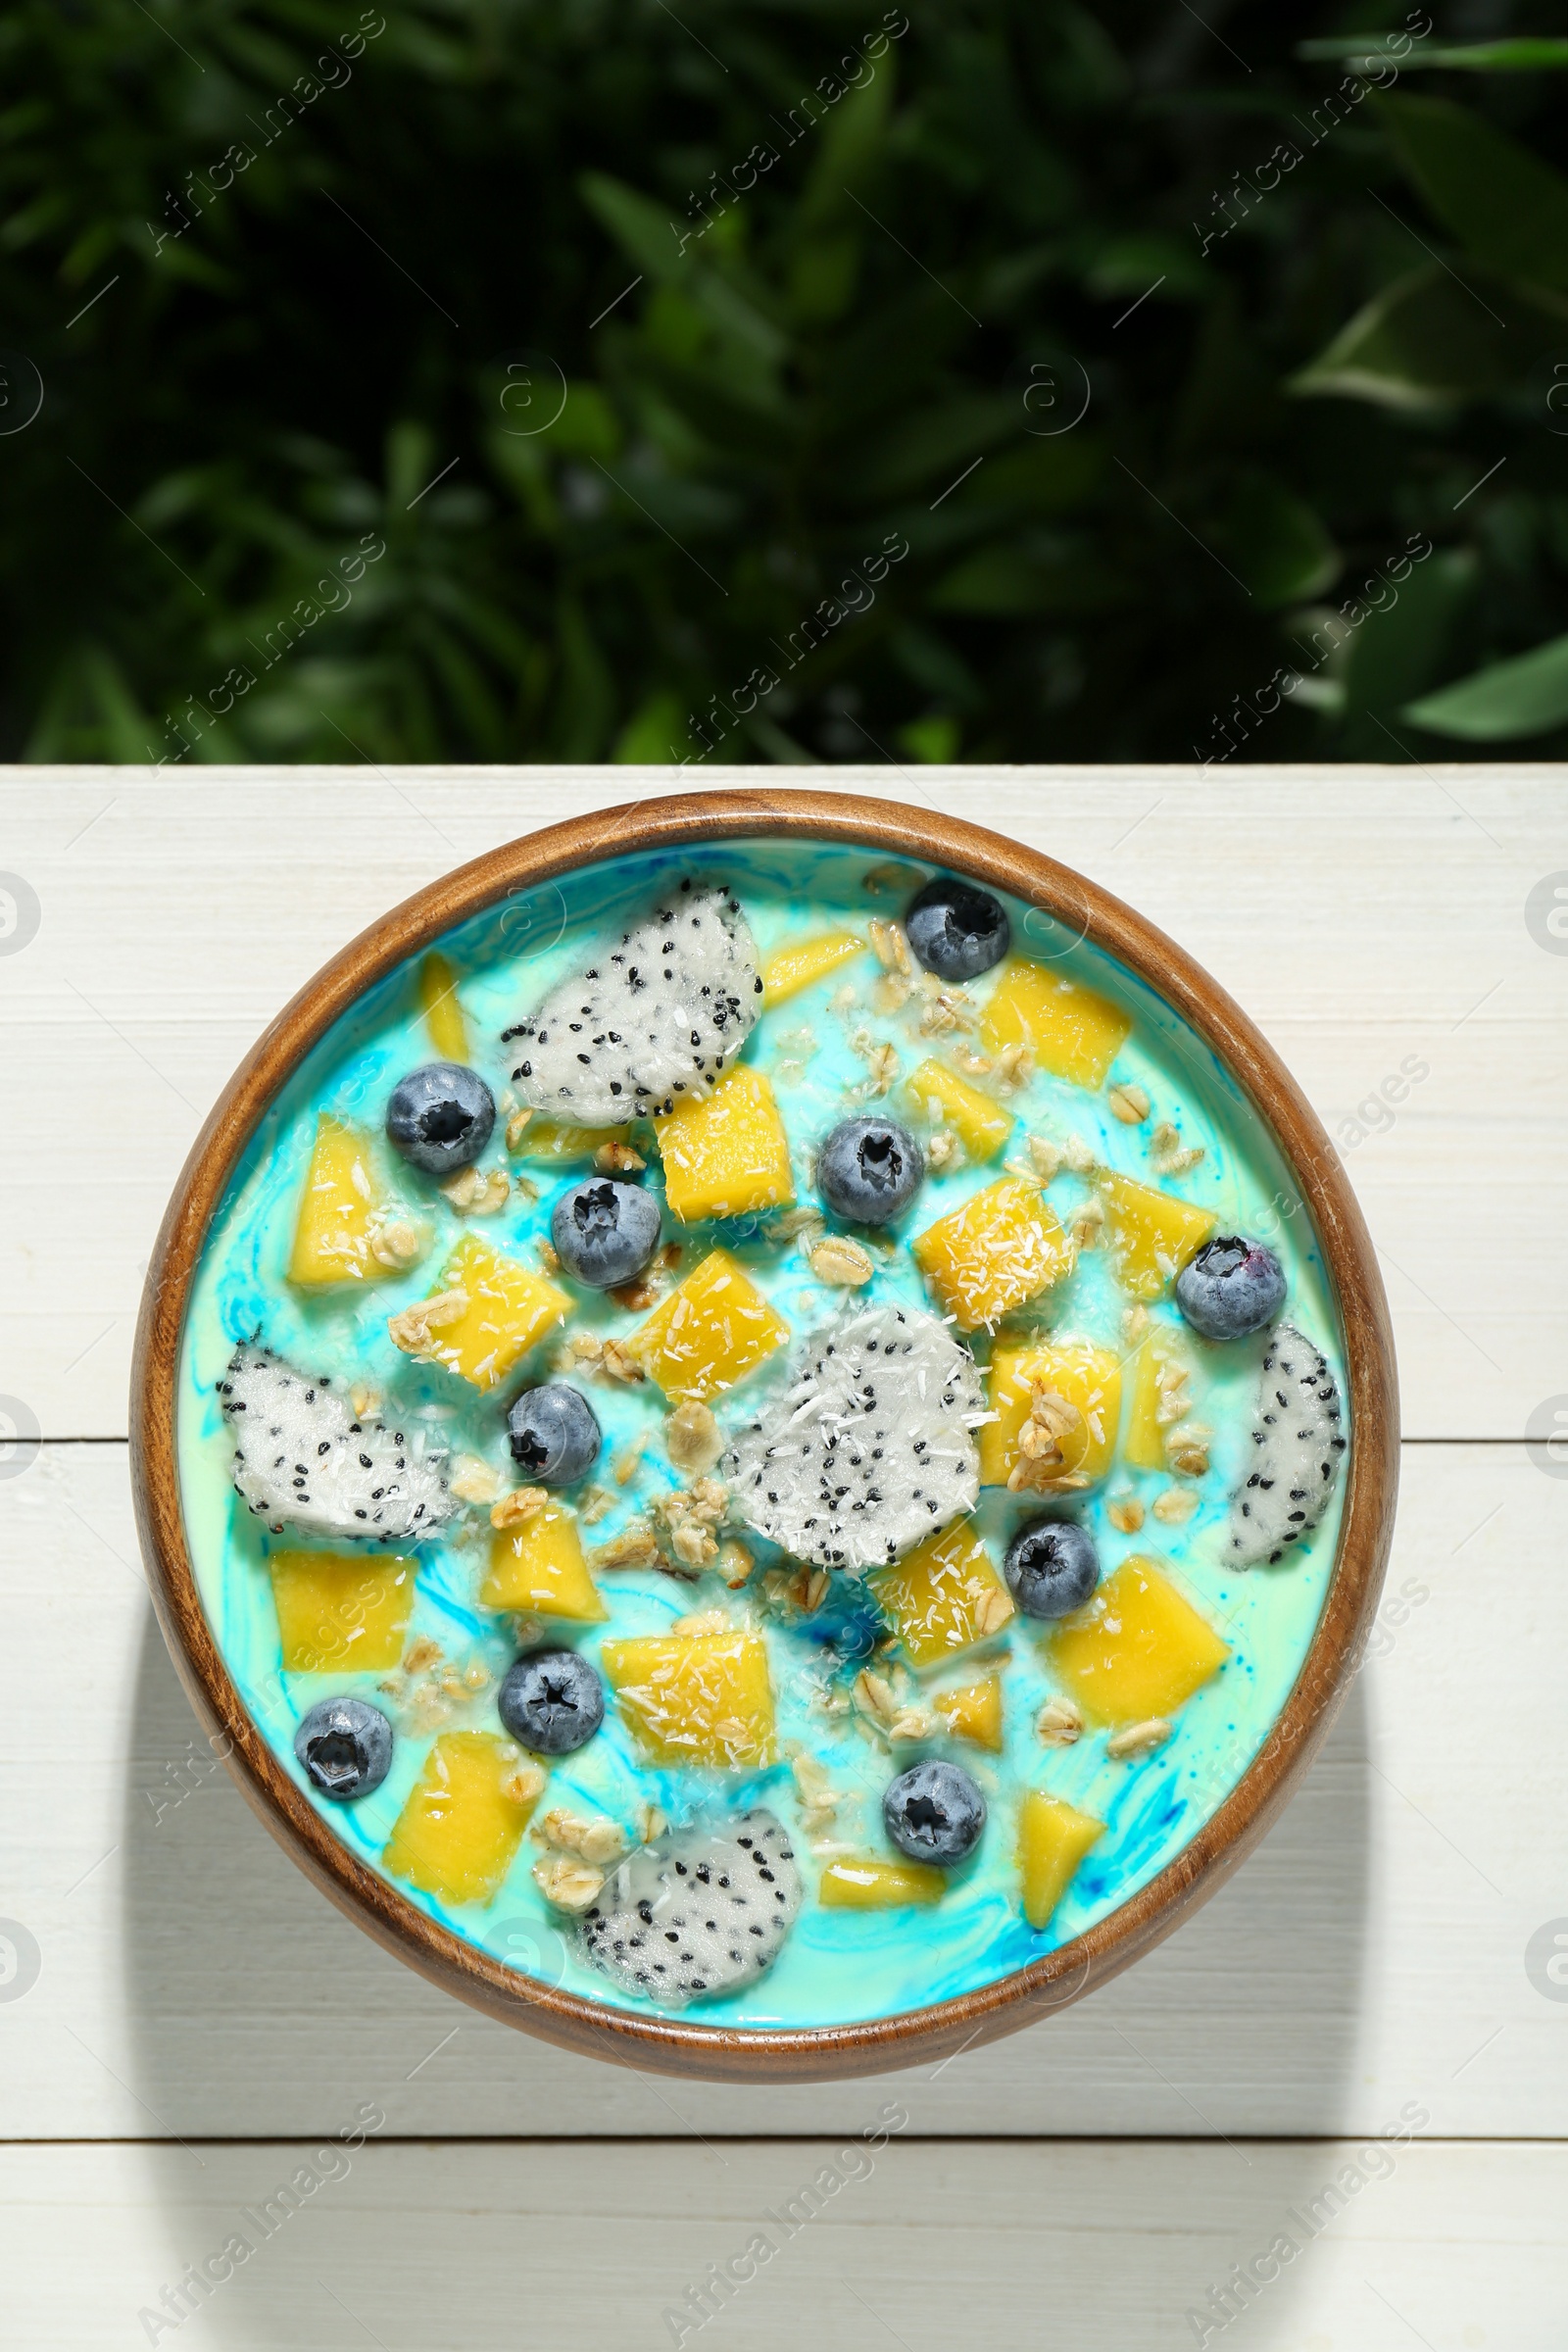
[
  {"x1": 1228, "y1": 1323, "x2": 1347, "y2": 1568},
  {"x1": 579, "y1": 1809, "x2": 802, "y2": 2006},
  {"x1": 219, "y1": 1343, "x2": 453, "y2": 1543},
  {"x1": 723, "y1": 1301, "x2": 985, "y2": 1572},
  {"x1": 502, "y1": 880, "x2": 760, "y2": 1125}
]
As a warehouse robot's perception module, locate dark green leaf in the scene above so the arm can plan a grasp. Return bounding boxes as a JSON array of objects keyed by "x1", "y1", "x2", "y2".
[
  {"x1": 1402, "y1": 630, "x2": 1568, "y2": 740},
  {"x1": 1299, "y1": 37, "x2": 1568, "y2": 72},
  {"x1": 1289, "y1": 265, "x2": 1566, "y2": 411},
  {"x1": 855, "y1": 398, "x2": 1015, "y2": 501},
  {"x1": 1214, "y1": 473, "x2": 1339, "y2": 610},
  {"x1": 897, "y1": 714, "x2": 960, "y2": 760},
  {"x1": 1380, "y1": 94, "x2": 1568, "y2": 290},
  {"x1": 613, "y1": 690, "x2": 687, "y2": 762},
  {"x1": 1336, "y1": 548, "x2": 1477, "y2": 758},
  {"x1": 930, "y1": 538, "x2": 1124, "y2": 616}
]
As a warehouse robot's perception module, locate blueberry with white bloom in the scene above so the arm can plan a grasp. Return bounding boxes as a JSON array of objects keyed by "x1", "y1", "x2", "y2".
[
  {"x1": 1004, "y1": 1518, "x2": 1100, "y2": 1618},
  {"x1": 294, "y1": 1695, "x2": 393, "y2": 1800},
  {"x1": 506, "y1": 1382, "x2": 601, "y2": 1484},
  {"x1": 883, "y1": 1759, "x2": 986, "y2": 1864},
  {"x1": 1176, "y1": 1236, "x2": 1286, "y2": 1342},
  {"x1": 905, "y1": 877, "x2": 1010, "y2": 981},
  {"x1": 817, "y1": 1115, "x2": 923, "y2": 1225},
  {"x1": 551, "y1": 1178, "x2": 661, "y2": 1289},
  {"x1": 499, "y1": 1649, "x2": 605, "y2": 1754},
  {"x1": 386, "y1": 1062, "x2": 496, "y2": 1176}
]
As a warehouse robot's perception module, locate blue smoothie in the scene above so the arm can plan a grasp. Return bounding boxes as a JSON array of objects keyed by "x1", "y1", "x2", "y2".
[{"x1": 177, "y1": 838, "x2": 1348, "y2": 2029}]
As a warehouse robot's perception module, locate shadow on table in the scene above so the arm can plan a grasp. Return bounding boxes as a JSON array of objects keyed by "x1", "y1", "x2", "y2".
[{"x1": 123, "y1": 1609, "x2": 1375, "y2": 2348}]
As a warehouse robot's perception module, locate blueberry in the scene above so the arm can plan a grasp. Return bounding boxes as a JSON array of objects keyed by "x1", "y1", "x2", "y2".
[
  {"x1": 498, "y1": 1648, "x2": 605, "y2": 1754},
  {"x1": 294, "y1": 1695, "x2": 393, "y2": 1801},
  {"x1": 551, "y1": 1178, "x2": 661, "y2": 1289},
  {"x1": 1004, "y1": 1518, "x2": 1100, "y2": 1619},
  {"x1": 386, "y1": 1062, "x2": 496, "y2": 1176},
  {"x1": 1176, "y1": 1235, "x2": 1287, "y2": 1342},
  {"x1": 883, "y1": 1759, "x2": 985, "y2": 1865},
  {"x1": 905, "y1": 877, "x2": 1010, "y2": 982},
  {"x1": 817, "y1": 1116, "x2": 924, "y2": 1225},
  {"x1": 506, "y1": 1381, "x2": 601, "y2": 1484}
]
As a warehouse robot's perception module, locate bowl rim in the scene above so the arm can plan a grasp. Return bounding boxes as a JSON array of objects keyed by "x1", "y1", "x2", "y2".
[{"x1": 130, "y1": 786, "x2": 1398, "y2": 2082}]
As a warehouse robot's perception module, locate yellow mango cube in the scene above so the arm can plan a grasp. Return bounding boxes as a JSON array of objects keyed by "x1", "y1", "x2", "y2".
[
  {"x1": 383, "y1": 1731, "x2": 540, "y2": 1906},
  {"x1": 1049, "y1": 1556, "x2": 1229, "y2": 1728},
  {"x1": 269, "y1": 1550, "x2": 416, "y2": 1672},
  {"x1": 982, "y1": 957, "x2": 1133, "y2": 1090},
  {"x1": 418, "y1": 951, "x2": 468, "y2": 1062},
  {"x1": 480, "y1": 1504, "x2": 607, "y2": 1621},
  {"x1": 287, "y1": 1114, "x2": 393, "y2": 1287},
  {"x1": 601, "y1": 1631, "x2": 776, "y2": 1767},
  {"x1": 655, "y1": 1062, "x2": 794, "y2": 1222},
  {"x1": 761, "y1": 930, "x2": 866, "y2": 1005},
  {"x1": 509, "y1": 1116, "x2": 633, "y2": 1163},
  {"x1": 818, "y1": 1856, "x2": 947, "y2": 1909},
  {"x1": 1122, "y1": 1335, "x2": 1163, "y2": 1471},
  {"x1": 418, "y1": 1234, "x2": 571, "y2": 1391},
  {"x1": 980, "y1": 1341, "x2": 1122, "y2": 1489},
  {"x1": 911, "y1": 1178, "x2": 1072, "y2": 1333},
  {"x1": 936, "y1": 1674, "x2": 1004, "y2": 1752},
  {"x1": 906, "y1": 1058, "x2": 1012, "y2": 1162},
  {"x1": 869, "y1": 1520, "x2": 1014, "y2": 1671},
  {"x1": 1018, "y1": 1790, "x2": 1104, "y2": 1929},
  {"x1": 1100, "y1": 1170, "x2": 1217, "y2": 1301},
  {"x1": 629, "y1": 1246, "x2": 789, "y2": 1401},
  {"x1": 1121, "y1": 1332, "x2": 1196, "y2": 1472}
]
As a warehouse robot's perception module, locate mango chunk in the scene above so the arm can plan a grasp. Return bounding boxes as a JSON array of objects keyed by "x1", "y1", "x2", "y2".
[
  {"x1": 480, "y1": 1503, "x2": 607, "y2": 1621},
  {"x1": 761, "y1": 931, "x2": 866, "y2": 1006},
  {"x1": 269, "y1": 1549, "x2": 416, "y2": 1673},
  {"x1": 980, "y1": 1341, "x2": 1122, "y2": 1490},
  {"x1": 1122, "y1": 1331, "x2": 1197, "y2": 1473},
  {"x1": 630, "y1": 1246, "x2": 789, "y2": 1401},
  {"x1": 383, "y1": 1731, "x2": 540, "y2": 1906},
  {"x1": 1018, "y1": 1789, "x2": 1104, "y2": 1929},
  {"x1": 869, "y1": 1520, "x2": 1014, "y2": 1671},
  {"x1": 911, "y1": 1177, "x2": 1072, "y2": 1333},
  {"x1": 418, "y1": 952, "x2": 468, "y2": 1062},
  {"x1": 509, "y1": 1116, "x2": 633, "y2": 1163},
  {"x1": 1049, "y1": 1555, "x2": 1229, "y2": 1728},
  {"x1": 906, "y1": 1058, "x2": 1012, "y2": 1162},
  {"x1": 935, "y1": 1674, "x2": 1004, "y2": 1752},
  {"x1": 1123, "y1": 1335, "x2": 1165, "y2": 1472},
  {"x1": 602, "y1": 1631, "x2": 775, "y2": 1766},
  {"x1": 818, "y1": 1856, "x2": 947, "y2": 1909},
  {"x1": 417, "y1": 1234, "x2": 571, "y2": 1391},
  {"x1": 655, "y1": 1062, "x2": 794, "y2": 1222},
  {"x1": 1100, "y1": 1170, "x2": 1217, "y2": 1302},
  {"x1": 982, "y1": 957, "x2": 1133, "y2": 1090},
  {"x1": 287, "y1": 1113, "x2": 393, "y2": 1288}
]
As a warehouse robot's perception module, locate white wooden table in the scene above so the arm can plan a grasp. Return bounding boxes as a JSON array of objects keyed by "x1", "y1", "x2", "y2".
[{"x1": 3, "y1": 765, "x2": 1565, "y2": 2349}]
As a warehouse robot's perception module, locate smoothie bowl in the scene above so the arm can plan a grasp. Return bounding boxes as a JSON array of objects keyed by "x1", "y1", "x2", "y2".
[{"x1": 131, "y1": 790, "x2": 1396, "y2": 2080}]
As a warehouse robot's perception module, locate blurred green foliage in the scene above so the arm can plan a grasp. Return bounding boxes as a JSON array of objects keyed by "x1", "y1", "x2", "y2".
[{"x1": 6, "y1": 0, "x2": 1568, "y2": 765}]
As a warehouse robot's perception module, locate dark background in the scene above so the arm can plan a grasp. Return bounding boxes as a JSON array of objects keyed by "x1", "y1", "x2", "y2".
[{"x1": 7, "y1": 0, "x2": 1568, "y2": 767}]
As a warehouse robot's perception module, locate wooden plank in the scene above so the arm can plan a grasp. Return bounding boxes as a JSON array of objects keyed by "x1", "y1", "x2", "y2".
[
  {"x1": 1, "y1": 766, "x2": 1562, "y2": 1438},
  {"x1": 4, "y1": 1437, "x2": 1562, "y2": 2142},
  {"x1": 2, "y1": 2136, "x2": 1563, "y2": 2350}
]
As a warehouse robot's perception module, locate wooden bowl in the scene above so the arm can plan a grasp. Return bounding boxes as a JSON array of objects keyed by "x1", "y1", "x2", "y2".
[{"x1": 131, "y1": 789, "x2": 1398, "y2": 2082}]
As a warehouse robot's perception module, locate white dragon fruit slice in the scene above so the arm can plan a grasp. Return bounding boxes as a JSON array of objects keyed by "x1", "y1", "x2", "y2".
[
  {"x1": 1227, "y1": 1323, "x2": 1347, "y2": 1568},
  {"x1": 219, "y1": 1344, "x2": 452, "y2": 1543},
  {"x1": 723, "y1": 1301, "x2": 985, "y2": 1573},
  {"x1": 502, "y1": 880, "x2": 761, "y2": 1126},
  {"x1": 579, "y1": 1809, "x2": 801, "y2": 2007}
]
